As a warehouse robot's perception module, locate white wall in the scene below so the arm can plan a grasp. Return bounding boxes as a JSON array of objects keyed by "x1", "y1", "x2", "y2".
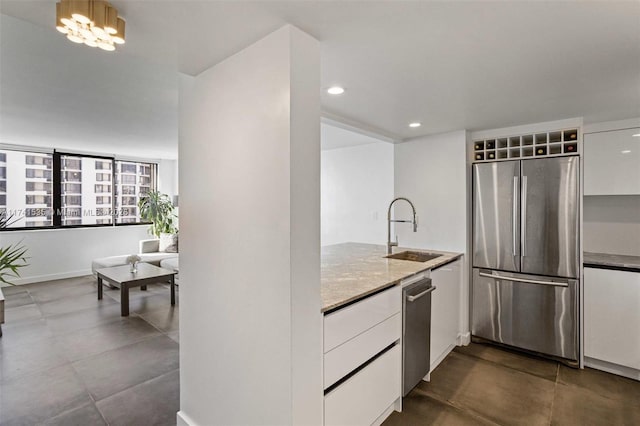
[
  {"x1": 394, "y1": 130, "x2": 467, "y2": 252},
  {"x1": 158, "y1": 159, "x2": 179, "y2": 199},
  {"x1": 1, "y1": 226, "x2": 149, "y2": 284},
  {"x1": 321, "y1": 142, "x2": 394, "y2": 246},
  {"x1": 583, "y1": 196, "x2": 640, "y2": 256},
  {"x1": 394, "y1": 130, "x2": 469, "y2": 337},
  {"x1": 178, "y1": 26, "x2": 321, "y2": 426}
]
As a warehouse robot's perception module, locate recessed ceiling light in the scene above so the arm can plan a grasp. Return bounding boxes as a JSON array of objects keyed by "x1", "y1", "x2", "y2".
[
  {"x1": 327, "y1": 86, "x2": 345, "y2": 95},
  {"x1": 632, "y1": 133, "x2": 640, "y2": 137},
  {"x1": 409, "y1": 122, "x2": 421, "y2": 128},
  {"x1": 621, "y1": 150, "x2": 632, "y2": 154}
]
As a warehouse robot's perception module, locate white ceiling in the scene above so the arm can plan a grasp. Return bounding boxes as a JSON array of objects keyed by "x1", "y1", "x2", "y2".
[
  {"x1": 0, "y1": 13, "x2": 179, "y2": 159},
  {"x1": 321, "y1": 122, "x2": 387, "y2": 151},
  {"x1": 1, "y1": 1, "x2": 639, "y2": 155}
]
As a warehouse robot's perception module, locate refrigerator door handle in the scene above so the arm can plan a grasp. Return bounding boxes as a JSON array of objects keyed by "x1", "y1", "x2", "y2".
[
  {"x1": 512, "y1": 176, "x2": 518, "y2": 256},
  {"x1": 521, "y1": 175, "x2": 528, "y2": 257},
  {"x1": 479, "y1": 271, "x2": 569, "y2": 288}
]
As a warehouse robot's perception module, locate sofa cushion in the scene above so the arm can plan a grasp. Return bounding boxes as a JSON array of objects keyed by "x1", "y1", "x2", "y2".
[
  {"x1": 160, "y1": 257, "x2": 179, "y2": 273},
  {"x1": 159, "y1": 233, "x2": 178, "y2": 253},
  {"x1": 139, "y1": 252, "x2": 178, "y2": 265},
  {"x1": 92, "y1": 255, "x2": 130, "y2": 274}
]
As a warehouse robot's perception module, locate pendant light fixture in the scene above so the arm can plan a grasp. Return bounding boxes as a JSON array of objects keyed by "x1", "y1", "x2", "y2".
[{"x1": 55, "y1": 0, "x2": 126, "y2": 51}]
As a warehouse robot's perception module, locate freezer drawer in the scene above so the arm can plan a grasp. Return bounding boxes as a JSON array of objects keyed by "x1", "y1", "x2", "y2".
[{"x1": 472, "y1": 268, "x2": 578, "y2": 361}]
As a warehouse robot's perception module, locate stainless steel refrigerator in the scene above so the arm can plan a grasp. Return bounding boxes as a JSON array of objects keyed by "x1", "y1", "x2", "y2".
[{"x1": 472, "y1": 156, "x2": 580, "y2": 364}]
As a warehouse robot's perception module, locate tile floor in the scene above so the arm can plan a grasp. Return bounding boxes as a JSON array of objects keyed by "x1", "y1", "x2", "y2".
[
  {"x1": 0, "y1": 276, "x2": 179, "y2": 426},
  {"x1": 2, "y1": 277, "x2": 639, "y2": 426},
  {"x1": 385, "y1": 343, "x2": 640, "y2": 426}
]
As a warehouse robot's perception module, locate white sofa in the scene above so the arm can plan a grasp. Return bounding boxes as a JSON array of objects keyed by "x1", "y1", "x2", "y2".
[{"x1": 91, "y1": 239, "x2": 179, "y2": 276}]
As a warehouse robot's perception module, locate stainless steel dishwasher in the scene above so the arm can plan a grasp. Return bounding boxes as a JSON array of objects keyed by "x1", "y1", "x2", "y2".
[{"x1": 403, "y1": 277, "x2": 435, "y2": 396}]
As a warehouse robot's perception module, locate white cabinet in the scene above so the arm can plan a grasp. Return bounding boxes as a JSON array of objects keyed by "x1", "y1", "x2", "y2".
[
  {"x1": 323, "y1": 286, "x2": 402, "y2": 425},
  {"x1": 324, "y1": 345, "x2": 401, "y2": 426},
  {"x1": 430, "y1": 259, "x2": 461, "y2": 372},
  {"x1": 584, "y1": 267, "x2": 640, "y2": 371},
  {"x1": 584, "y1": 128, "x2": 640, "y2": 195}
]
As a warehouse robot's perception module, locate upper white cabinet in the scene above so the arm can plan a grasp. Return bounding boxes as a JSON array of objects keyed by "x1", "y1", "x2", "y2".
[
  {"x1": 584, "y1": 267, "x2": 640, "y2": 372},
  {"x1": 584, "y1": 128, "x2": 640, "y2": 195}
]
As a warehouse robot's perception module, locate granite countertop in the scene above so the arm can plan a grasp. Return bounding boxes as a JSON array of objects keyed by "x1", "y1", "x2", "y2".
[
  {"x1": 584, "y1": 252, "x2": 640, "y2": 273},
  {"x1": 321, "y1": 242, "x2": 463, "y2": 313}
]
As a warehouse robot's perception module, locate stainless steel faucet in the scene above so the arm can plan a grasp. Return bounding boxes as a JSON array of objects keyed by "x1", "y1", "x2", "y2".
[{"x1": 387, "y1": 197, "x2": 418, "y2": 254}]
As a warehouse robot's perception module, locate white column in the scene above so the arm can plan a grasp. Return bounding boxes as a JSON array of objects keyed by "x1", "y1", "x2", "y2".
[{"x1": 178, "y1": 25, "x2": 321, "y2": 426}]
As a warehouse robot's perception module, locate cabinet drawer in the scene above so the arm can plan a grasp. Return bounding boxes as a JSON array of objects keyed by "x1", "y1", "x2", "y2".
[
  {"x1": 325, "y1": 344, "x2": 401, "y2": 426},
  {"x1": 324, "y1": 286, "x2": 401, "y2": 353},
  {"x1": 324, "y1": 286, "x2": 402, "y2": 353},
  {"x1": 324, "y1": 312, "x2": 401, "y2": 388}
]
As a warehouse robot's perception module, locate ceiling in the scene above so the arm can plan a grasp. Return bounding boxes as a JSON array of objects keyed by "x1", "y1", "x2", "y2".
[
  {"x1": 321, "y1": 122, "x2": 387, "y2": 151},
  {"x1": 1, "y1": 1, "x2": 639, "y2": 155}
]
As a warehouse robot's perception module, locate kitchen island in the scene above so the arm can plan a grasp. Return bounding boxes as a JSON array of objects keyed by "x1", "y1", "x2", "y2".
[
  {"x1": 320, "y1": 243, "x2": 463, "y2": 426},
  {"x1": 321, "y1": 242, "x2": 462, "y2": 312}
]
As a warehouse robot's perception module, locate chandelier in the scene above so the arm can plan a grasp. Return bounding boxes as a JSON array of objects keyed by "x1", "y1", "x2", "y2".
[{"x1": 55, "y1": 0, "x2": 126, "y2": 51}]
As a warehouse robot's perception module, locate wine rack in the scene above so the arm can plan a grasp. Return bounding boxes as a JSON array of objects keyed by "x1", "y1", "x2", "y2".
[{"x1": 473, "y1": 128, "x2": 579, "y2": 163}]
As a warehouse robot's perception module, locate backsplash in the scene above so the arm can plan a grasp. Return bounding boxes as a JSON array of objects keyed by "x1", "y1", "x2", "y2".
[{"x1": 583, "y1": 195, "x2": 640, "y2": 256}]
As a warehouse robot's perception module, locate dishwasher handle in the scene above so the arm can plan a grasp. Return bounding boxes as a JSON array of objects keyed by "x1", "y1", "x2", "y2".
[{"x1": 406, "y1": 286, "x2": 436, "y2": 302}]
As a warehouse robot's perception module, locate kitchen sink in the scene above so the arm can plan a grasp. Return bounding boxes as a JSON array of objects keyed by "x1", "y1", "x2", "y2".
[{"x1": 385, "y1": 251, "x2": 442, "y2": 262}]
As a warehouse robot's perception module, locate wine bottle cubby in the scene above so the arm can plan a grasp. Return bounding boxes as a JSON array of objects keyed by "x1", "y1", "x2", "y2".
[{"x1": 472, "y1": 128, "x2": 580, "y2": 163}]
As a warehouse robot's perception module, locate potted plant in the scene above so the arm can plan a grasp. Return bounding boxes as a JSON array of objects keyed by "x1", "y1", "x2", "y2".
[
  {"x1": 0, "y1": 213, "x2": 29, "y2": 337},
  {"x1": 138, "y1": 191, "x2": 178, "y2": 238},
  {"x1": 0, "y1": 214, "x2": 29, "y2": 286}
]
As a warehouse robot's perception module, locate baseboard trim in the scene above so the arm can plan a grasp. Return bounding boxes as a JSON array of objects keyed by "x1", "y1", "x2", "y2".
[
  {"x1": 371, "y1": 399, "x2": 399, "y2": 426},
  {"x1": 10, "y1": 269, "x2": 93, "y2": 285},
  {"x1": 457, "y1": 331, "x2": 471, "y2": 346},
  {"x1": 430, "y1": 343, "x2": 455, "y2": 374},
  {"x1": 584, "y1": 357, "x2": 640, "y2": 381},
  {"x1": 177, "y1": 411, "x2": 199, "y2": 426}
]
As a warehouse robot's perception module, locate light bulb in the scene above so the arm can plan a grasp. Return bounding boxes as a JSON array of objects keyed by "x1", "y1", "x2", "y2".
[
  {"x1": 97, "y1": 41, "x2": 115, "y2": 51},
  {"x1": 66, "y1": 33, "x2": 84, "y2": 44}
]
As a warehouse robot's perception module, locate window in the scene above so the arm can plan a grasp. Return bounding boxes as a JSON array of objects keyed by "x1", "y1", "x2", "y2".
[
  {"x1": 120, "y1": 185, "x2": 136, "y2": 195},
  {"x1": 119, "y1": 174, "x2": 136, "y2": 184},
  {"x1": 26, "y1": 155, "x2": 53, "y2": 167},
  {"x1": 96, "y1": 173, "x2": 111, "y2": 182},
  {"x1": 63, "y1": 158, "x2": 81, "y2": 169},
  {"x1": 60, "y1": 155, "x2": 113, "y2": 225},
  {"x1": 95, "y1": 160, "x2": 112, "y2": 170},
  {"x1": 25, "y1": 169, "x2": 52, "y2": 179},
  {"x1": 64, "y1": 195, "x2": 82, "y2": 206},
  {"x1": 63, "y1": 171, "x2": 82, "y2": 182},
  {"x1": 0, "y1": 149, "x2": 54, "y2": 228},
  {"x1": 115, "y1": 160, "x2": 156, "y2": 224},
  {"x1": 120, "y1": 163, "x2": 137, "y2": 174},
  {"x1": 26, "y1": 182, "x2": 52, "y2": 192},
  {"x1": 0, "y1": 149, "x2": 157, "y2": 230},
  {"x1": 121, "y1": 196, "x2": 137, "y2": 206},
  {"x1": 64, "y1": 183, "x2": 81, "y2": 193},
  {"x1": 26, "y1": 195, "x2": 51, "y2": 205}
]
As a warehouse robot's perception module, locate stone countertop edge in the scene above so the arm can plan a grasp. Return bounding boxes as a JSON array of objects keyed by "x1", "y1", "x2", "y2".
[
  {"x1": 321, "y1": 242, "x2": 463, "y2": 313},
  {"x1": 583, "y1": 251, "x2": 640, "y2": 273}
]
